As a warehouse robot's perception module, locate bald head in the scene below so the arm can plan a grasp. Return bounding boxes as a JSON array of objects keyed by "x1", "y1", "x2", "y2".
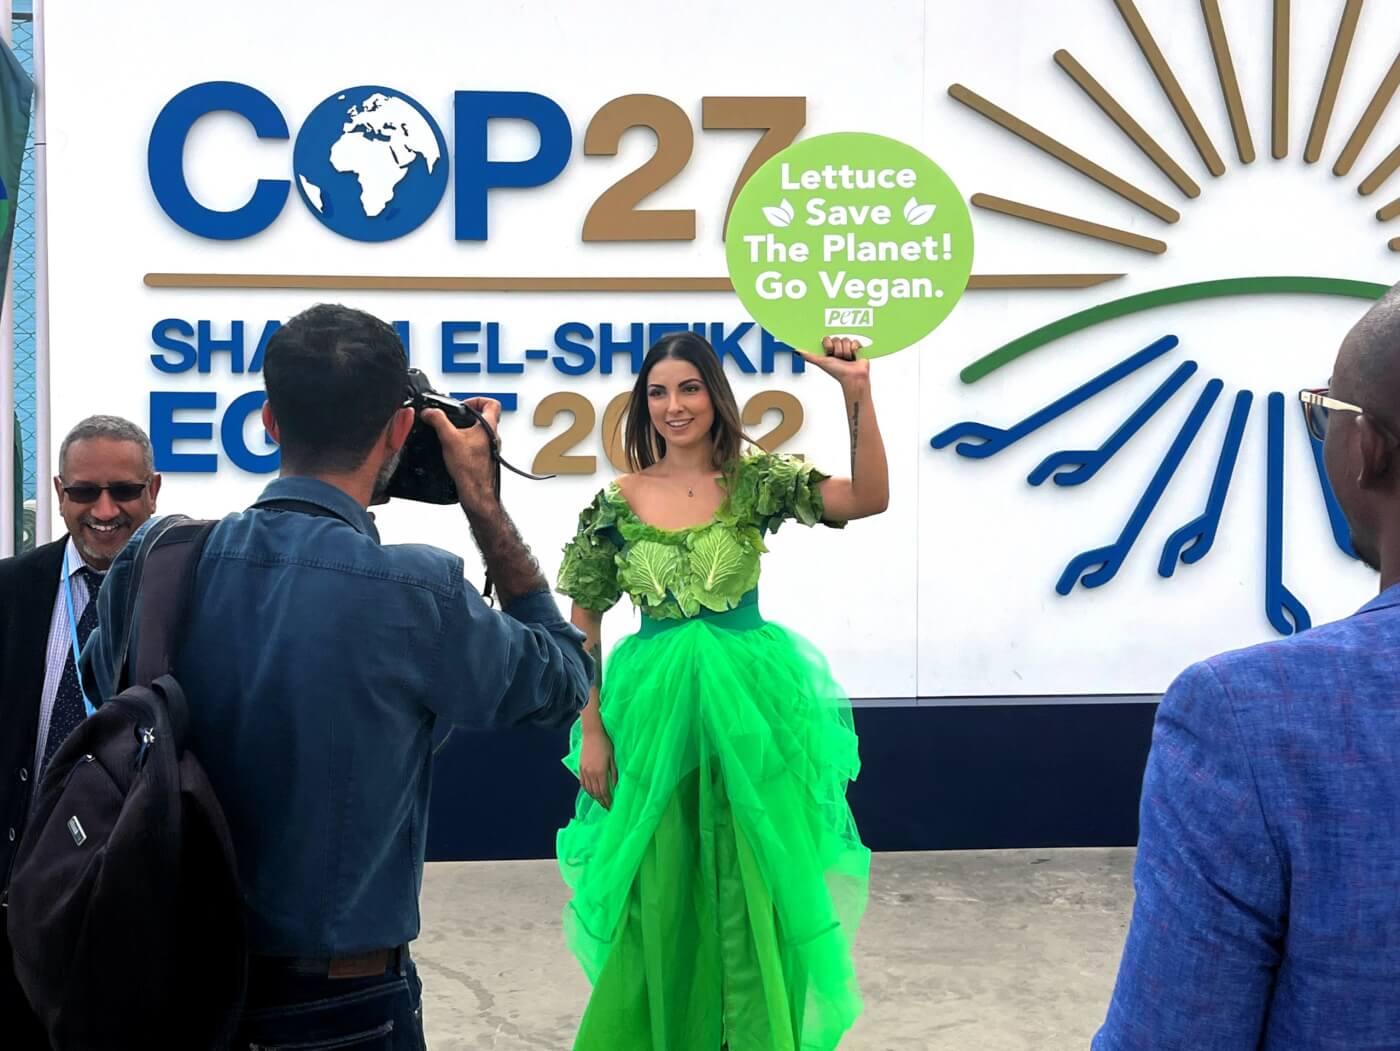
[
  {"x1": 1324, "y1": 280, "x2": 1400, "y2": 581},
  {"x1": 1336, "y1": 281, "x2": 1400, "y2": 412}
]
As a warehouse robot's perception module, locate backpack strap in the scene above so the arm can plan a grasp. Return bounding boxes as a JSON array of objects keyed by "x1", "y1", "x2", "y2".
[
  {"x1": 115, "y1": 516, "x2": 218, "y2": 694},
  {"x1": 110, "y1": 516, "x2": 190, "y2": 691}
]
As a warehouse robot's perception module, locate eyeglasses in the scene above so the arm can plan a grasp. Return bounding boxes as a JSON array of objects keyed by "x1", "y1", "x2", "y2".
[
  {"x1": 1299, "y1": 387, "x2": 1398, "y2": 444},
  {"x1": 60, "y1": 481, "x2": 150, "y2": 504},
  {"x1": 1299, "y1": 388, "x2": 1359, "y2": 441}
]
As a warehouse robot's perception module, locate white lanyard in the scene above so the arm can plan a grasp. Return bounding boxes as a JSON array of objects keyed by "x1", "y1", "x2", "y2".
[{"x1": 60, "y1": 550, "x2": 99, "y2": 718}]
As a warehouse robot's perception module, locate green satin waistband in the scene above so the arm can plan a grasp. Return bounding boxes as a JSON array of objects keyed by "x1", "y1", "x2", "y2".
[{"x1": 638, "y1": 590, "x2": 763, "y2": 639}]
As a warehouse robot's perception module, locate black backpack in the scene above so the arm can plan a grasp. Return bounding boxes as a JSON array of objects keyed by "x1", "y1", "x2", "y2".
[{"x1": 7, "y1": 515, "x2": 246, "y2": 1050}]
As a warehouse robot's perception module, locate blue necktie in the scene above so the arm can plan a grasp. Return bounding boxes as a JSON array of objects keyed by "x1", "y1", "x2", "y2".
[{"x1": 42, "y1": 566, "x2": 103, "y2": 773}]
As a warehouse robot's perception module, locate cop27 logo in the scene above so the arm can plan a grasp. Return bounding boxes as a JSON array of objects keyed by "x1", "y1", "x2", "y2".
[
  {"x1": 929, "y1": 0, "x2": 1396, "y2": 636},
  {"x1": 148, "y1": 83, "x2": 806, "y2": 242}
]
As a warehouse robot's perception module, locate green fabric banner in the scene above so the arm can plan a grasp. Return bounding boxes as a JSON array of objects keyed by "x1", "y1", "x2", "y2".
[
  {"x1": 0, "y1": 33, "x2": 33, "y2": 303},
  {"x1": 2, "y1": 36, "x2": 34, "y2": 550}
]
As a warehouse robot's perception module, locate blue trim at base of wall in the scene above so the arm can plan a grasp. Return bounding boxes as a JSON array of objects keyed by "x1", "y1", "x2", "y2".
[{"x1": 425, "y1": 701, "x2": 1159, "y2": 861}]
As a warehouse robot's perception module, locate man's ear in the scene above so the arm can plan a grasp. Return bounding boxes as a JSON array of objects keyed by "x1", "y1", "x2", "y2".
[
  {"x1": 261, "y1": 401, "x2": 282, "y2": 445},
  {"x1": 387, "y1": 405, "x2": 415, "y2": 454},
  {"x1": 1355, "y1": 415, "x2": 1395, "y2": 490}
]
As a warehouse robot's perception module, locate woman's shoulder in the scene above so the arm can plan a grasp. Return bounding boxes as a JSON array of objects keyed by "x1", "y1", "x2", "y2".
[
  {"x1": 612, "y1": 470, "x2": 644, "y2": 498},
  {"x1": 615, "y1": 465, "x2": 683, "y2": 503},
  {"x1": 573, "y1": 480, "x2": 627, "y2": 531}
]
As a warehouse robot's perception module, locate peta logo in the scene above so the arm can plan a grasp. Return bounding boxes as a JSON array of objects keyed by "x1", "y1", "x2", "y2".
[{"x1": 823, "y1": 307, "x2": 875, "y2": 328}]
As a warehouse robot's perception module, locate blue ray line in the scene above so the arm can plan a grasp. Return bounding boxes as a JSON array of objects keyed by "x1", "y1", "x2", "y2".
[
  {"x1": 1028, "y1": 360, "x2": 1198, "y2": 487},
  {"x1": 1057, "y1": 379, "x2": 1223, "y2": 595},
  {"x1": 1299, "y1": 402, "x2": 1358, "y2": 559},
  {"x1": 930, "y1": 335, "x2": 1178, "y2": 459},
  {"x1": 1266, "y1": 392, "x2": 1311, "y2": 636},
  {"x1": 1159, "y1": 390, "x2": 1253, "y2": 576}
]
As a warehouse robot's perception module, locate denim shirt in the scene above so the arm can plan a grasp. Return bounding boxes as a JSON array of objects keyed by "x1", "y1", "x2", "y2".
[{"x1": 83, "y1": 477, "x2": 590, "y2": 955}]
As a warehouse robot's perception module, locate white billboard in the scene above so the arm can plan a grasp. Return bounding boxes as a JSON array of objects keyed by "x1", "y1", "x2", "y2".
[{"x1": 43, "y1": 0, "x2": 1397, "y2": 698}]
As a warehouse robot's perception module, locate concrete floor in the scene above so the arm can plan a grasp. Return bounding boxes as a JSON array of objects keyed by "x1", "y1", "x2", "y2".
[{"x1": 415, "y1": 848, "x2": 1136, "y2": 1050}]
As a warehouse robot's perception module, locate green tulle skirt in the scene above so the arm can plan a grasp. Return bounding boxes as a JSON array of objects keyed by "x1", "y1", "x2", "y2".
[{"x1": 558, "y1": 597, "x2": 870, "y2": 1050}]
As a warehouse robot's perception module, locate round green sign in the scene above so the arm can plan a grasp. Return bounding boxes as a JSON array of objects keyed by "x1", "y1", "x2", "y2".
[{"x1": 725, "y1": 132, "x2": 974, "y2": 359}]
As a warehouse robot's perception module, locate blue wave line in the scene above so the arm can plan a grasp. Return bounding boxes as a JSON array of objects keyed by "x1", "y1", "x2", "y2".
[
  {"x1": 1057, "y1": 380, "x2": 1223, "y2": 595},
  {"x1": 1159, "y1": 390, "x2": 1253, "y2": 576},
  {"x1": 1300, "y1": 403, "x2": 1358, "y2": 560},
  {"x1": 931, "y1": 335, "x2": 1179, "y2": 459},
  {"x1": 1265, "y1": 392, "x2": 1311, "y2": 636},
  {"x1": 1029, "y1": 360, "x2": 1198, "y2": 487}
]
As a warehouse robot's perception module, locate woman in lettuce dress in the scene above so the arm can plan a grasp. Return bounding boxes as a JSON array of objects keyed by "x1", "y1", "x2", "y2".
[{"x1": 555, "y1": 330, "x2": 888, "y2": 1050}]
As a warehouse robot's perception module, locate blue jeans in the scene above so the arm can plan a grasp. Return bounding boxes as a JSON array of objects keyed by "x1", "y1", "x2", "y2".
[{"x1": 234, "y1": 955, "x2": 426, "y2": 1051}]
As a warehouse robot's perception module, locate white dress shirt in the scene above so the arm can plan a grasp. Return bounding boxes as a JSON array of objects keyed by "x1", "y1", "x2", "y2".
[{"x1": 34, "y1": 539, "x2": 105, "y2": 774}]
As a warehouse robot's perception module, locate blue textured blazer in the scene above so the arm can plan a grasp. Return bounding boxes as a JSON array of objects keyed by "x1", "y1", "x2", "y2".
[{"x1": 1095, "y1": 585, "x2": 1400, "y2": 1050}]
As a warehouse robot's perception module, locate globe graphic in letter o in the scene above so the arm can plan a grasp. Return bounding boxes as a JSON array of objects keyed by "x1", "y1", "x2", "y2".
[{"x1": 292, "y1": 86, "x2": 449, "y2": 242}]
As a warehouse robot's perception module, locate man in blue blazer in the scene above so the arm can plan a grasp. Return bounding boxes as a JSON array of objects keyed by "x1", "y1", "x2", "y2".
[{"x1": 1095, "y1": 284, "x2": 1400, "y2": 1049}]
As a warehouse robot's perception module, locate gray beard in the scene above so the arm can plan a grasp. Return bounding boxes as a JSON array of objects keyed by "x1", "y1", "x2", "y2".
[{"x1": 370, "y1": 447, "x2": 404, "y2": 504}]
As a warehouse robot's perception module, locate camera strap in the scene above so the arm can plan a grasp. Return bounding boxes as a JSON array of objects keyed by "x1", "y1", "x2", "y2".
[{"x1": 455, "y1": 400, "x2": 554, "y2": 482}]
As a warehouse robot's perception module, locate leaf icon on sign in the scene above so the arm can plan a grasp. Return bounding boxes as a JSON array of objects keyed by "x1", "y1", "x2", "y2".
[
  {"x1": 762, "y1": 199, "x2": 796, "y2": 227},
  {"x1": 904, "y1": 197, "x2": 936, "y2": 225}
]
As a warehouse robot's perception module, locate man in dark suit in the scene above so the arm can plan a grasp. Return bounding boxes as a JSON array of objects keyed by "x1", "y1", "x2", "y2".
[{"x1": 0, "y1": 415, "x2": 160, "y2": 1049}]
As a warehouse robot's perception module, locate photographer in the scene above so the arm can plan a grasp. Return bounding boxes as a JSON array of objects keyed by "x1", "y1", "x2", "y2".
[{"x1": 82, "y1": 304, "x2": 591, "y2": 1050}]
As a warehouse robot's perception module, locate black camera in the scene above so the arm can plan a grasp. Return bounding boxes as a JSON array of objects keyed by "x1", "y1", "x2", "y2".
[{"x1": 383, "y1": 368, "x2": 478, "y2": 505}]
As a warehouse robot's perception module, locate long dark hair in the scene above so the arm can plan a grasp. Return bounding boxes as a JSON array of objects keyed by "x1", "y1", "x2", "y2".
[{"x1": 621, "y1": 332, "x2": 754, "y2": 472}]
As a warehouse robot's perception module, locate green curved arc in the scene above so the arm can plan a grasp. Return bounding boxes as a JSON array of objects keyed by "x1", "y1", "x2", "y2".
[{"x1": 961, "y1": 277, "x2": 1391, "y2": 384}]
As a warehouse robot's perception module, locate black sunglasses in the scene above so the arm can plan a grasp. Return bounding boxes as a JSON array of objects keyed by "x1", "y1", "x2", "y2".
[{"x1": 61, "y1": 481, "x2": 150, "y2": 504}]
